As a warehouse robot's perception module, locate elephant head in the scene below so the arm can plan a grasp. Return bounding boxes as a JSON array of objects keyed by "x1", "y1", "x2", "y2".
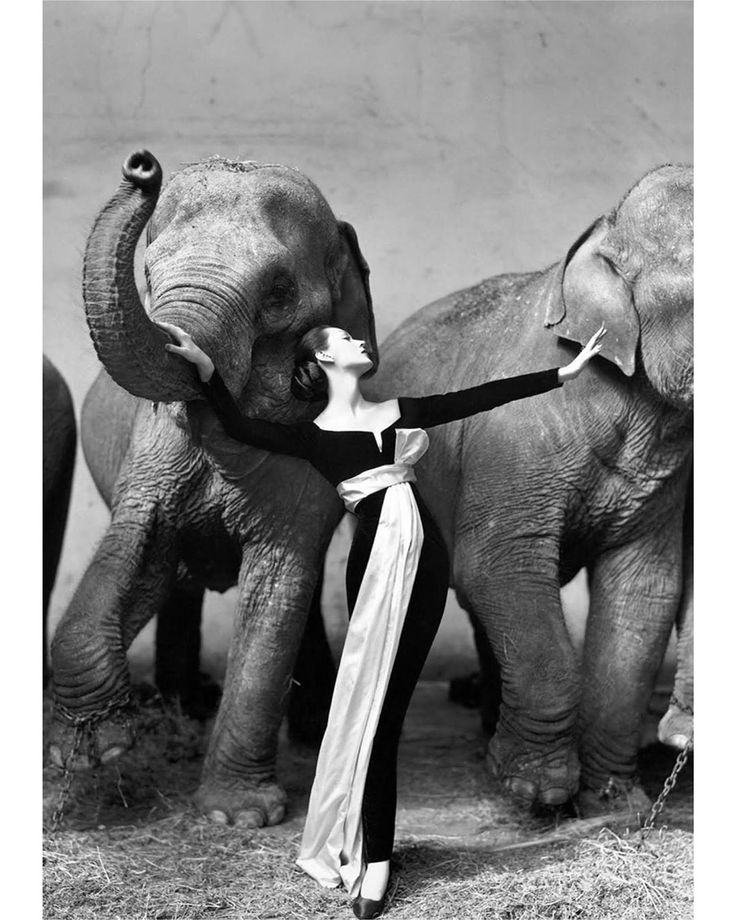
[
  {"x1": 543, "y1": 164, "x2": 693, "y2": 408},
  {"x1": 83, "y1": 150, "x2": 378, "y2": 408}
]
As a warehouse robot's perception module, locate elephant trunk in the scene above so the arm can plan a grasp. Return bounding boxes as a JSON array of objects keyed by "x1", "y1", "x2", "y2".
[{"x1": 83, "y1": 150, "x2": 203, "y2": 403}]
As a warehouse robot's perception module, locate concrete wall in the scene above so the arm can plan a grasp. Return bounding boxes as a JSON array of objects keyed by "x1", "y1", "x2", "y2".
[{"x1": 43, "y1": 0, "x2": 692, "y2": 683}]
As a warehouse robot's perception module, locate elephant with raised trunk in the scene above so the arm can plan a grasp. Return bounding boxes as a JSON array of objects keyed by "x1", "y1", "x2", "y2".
[
  {"x1": 367, "y1": 164, "x2": 693, "y2": 813},
  {"x1": 49, "y1": 150, "x2": 377, "y2": 826}
]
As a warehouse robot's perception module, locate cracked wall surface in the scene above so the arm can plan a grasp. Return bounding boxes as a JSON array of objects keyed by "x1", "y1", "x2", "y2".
[{"x1": 43, "y1": 0, "x2": 692, "y2": 681}]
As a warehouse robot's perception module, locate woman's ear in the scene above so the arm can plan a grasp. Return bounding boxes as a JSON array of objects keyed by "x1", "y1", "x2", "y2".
[
  {"x1": 314, "y1": 350, "x2": 333, "y2": 365},
  {"x1": 544, "y1": 217, "x2": 640, "y2": 376}
]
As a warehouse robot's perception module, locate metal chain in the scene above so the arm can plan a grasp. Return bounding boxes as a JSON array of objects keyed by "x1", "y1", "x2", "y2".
[
  {"x1": 48, "y1": 724, "x2": 86, "y2": 833},
  {"x1": 669, "y1": 694, "x2": 694, "y2": 716},
  {"x1": 47, "y1": 693, "x2": 134, "y2": 832},
  {"x1": 52, "y1": 690, "x2": 131, "y2": 726},
  {"x1": 638, "y1": 735, "x2": 693, "y2": 843}
]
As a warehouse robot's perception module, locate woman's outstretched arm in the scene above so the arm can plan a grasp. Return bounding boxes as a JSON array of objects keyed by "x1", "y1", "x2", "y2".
[
  {"x1": 201, "y1": 369, "x2": 313, "y2": 457},
  {"x1": 159, "y1": 322, "x2": 313, "y2": 459},
  {"x1": 399, "y1": 326, "x2": 606, "y2": 429}
]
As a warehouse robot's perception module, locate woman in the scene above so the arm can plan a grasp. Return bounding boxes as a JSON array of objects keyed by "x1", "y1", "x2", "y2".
[{"x1": 161, "y1": 320, "x2": 606, "y2": 918}]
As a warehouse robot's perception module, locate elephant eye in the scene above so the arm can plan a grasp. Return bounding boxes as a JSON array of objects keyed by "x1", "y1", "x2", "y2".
[
  {"x1": 264, "y1": 272, "x2": 297, "y2": 307},
  {"x1": 600, "y1": 250, "x2": 637, "y2": 285},
  {"x1": 599, "y1": 252, "x2": 621, "y2": 275}
]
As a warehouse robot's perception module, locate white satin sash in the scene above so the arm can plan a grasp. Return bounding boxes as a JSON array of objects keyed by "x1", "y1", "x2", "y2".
[
  {"x1": 296, "y1": 428, "x2": 429, "y2": 897},
  {"x1": 336, "y1": 463, "x2": 416, "y2": 513}
]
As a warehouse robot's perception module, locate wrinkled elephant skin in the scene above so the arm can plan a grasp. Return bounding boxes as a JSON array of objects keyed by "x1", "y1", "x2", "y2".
[
  {"x1": 49, "y1": 151, "x2": 377, "y2": 824},
  {"x1": 367, "y1": 165, "x2": 693, "y2": 814}
]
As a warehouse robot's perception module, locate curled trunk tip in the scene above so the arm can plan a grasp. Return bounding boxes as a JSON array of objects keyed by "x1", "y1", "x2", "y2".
[{"x1": 122, "y1": 149, "x2": 163, "y2": 191}]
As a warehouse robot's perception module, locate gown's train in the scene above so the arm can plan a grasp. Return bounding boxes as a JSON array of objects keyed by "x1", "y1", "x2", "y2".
[{"x1": 202, "y1": 365, "x2": 562, "y2": 897}]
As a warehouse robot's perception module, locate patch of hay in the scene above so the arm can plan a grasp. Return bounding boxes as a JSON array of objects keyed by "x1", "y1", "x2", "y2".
[
  {"x1": 43, "y1": 818, "x2": 692, "y2": 920},
  {"x1": 391, "y1": 829, "x2": 693, "y2": 920},
  {"x1": 43, "y1": 686, "x2": 693, "y2": 919}
]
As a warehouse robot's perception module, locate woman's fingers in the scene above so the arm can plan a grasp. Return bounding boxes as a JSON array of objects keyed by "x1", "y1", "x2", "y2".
[{"x1": 156, "y1": 320, "x2": 190, "y2": 343}]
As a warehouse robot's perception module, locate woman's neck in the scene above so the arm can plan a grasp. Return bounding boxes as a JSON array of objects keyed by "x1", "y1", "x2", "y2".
[{"x1": 324, "y1": 370, "x2": 367, "y2": 415}]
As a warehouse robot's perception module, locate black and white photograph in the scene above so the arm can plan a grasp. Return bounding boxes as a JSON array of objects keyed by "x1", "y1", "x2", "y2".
[{"x1": 31, "y1": 0, "x2": 712, "y2": 917}]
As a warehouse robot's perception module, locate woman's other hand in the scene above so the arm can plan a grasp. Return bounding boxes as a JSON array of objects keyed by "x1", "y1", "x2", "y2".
[
  {"x1": 158, "y1": 321, "x2": 215, "y2": 382},
  {"x1": 558, "y1": 325, "x2": 607, "y2": 382}
]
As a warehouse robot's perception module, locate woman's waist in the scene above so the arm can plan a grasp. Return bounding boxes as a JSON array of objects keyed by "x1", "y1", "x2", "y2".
[{"x1": 352, "y1": 482, "x2": 439, "y2": 527}]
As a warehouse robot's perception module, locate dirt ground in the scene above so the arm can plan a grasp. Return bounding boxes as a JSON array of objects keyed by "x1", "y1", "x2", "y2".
[{"x1": 43, "y1": 681, "x2": 693, "y2": 919}]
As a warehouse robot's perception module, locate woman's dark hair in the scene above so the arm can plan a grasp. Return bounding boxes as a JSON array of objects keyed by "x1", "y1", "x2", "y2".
[{"x1": 291, "y1": 325, "x2": 332, "y2": 402}]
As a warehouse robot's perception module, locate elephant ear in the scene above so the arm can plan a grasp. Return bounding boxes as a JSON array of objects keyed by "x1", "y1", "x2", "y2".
[
  {"x1": 333, "y1": 221, "x2": 379, "y2": 376},
  {"x1": 543, "y1": 217, "x2": 640, "y2": 377}
]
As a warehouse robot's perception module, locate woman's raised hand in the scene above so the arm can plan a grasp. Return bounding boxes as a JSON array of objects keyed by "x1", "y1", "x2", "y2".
[
  {"x1": 559, "y1": 324, "x2": 607, "y2": 381},
  {"x1": 158, "y1": 321, "x2": 215, "y2": 382}
]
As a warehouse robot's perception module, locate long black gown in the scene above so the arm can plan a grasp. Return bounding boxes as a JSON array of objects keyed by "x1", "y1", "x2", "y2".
[{"x1": 202, "y1": 366, "x2": 562, "y2": 888}]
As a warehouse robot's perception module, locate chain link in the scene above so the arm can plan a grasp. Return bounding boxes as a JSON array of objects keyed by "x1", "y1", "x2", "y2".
[
  {"x1": 48, "y1": 724, "x2": 87, "y2": 833},
  {"x1": 638, "y1": 735, "x2": 693, "y2": 843}
]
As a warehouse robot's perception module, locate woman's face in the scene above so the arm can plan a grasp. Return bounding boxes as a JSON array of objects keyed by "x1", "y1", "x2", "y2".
[{"x1": 318, "y1": 327, "x2": 373, "y2": 374}]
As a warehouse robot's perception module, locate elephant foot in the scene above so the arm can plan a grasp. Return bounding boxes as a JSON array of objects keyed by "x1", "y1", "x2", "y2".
[
  {"x1": 486, "y1": 731, "x2": 580, "y2": 807},
  {"x1": 48, "y1": 708, "x2": 135, "y2": 771},
  {"x1": 657, "y1": 702, "x2": 693, "y2": 751},
  {"x1": 194, "y1": 778, "x2": 287, "y2": 828},
  {"x1": 576, "y1": 776, "x2": 652, "y2": 819}
]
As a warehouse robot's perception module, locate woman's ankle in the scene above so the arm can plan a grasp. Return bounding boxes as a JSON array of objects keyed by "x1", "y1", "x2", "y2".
[{"x1": 360, "y1": 859, "x2": 390, "y2": 900}]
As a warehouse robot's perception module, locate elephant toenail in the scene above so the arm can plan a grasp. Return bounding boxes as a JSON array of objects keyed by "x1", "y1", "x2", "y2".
[
  {"x1": 207, "y1": 810, "x2": 231, "y2": 826},
  {"x1": 508, "y1": 778, "x2": 536, "y2": 800},
  {"x1": 269, "y1": 805, "x2": 285, "y2": 825},
  {"x1": 539, "y1": 787, "x2": 569, "y2": 806},
  {"x1": 235, "y1": 809, "x2": 264, "y2": 828}
]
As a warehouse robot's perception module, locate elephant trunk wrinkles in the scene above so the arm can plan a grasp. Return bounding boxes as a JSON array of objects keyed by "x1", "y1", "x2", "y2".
[
  {"x1": 150, "y1": 264, "x2": 256, "y2": 391},
  {"x1": 83, "y1": 150, "x2": 202, "y2": 403}
]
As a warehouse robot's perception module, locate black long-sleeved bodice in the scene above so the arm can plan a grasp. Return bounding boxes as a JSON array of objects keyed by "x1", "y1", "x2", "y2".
[{"x1": 201, "y1": 367, "x2": 563, "y2": 489}]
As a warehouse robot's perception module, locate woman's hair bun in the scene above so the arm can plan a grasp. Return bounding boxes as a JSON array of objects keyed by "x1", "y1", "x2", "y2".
[
  {"x1": 290, "y1": 325, "x2": 331, "y2": 402},
  {"x1": 291, "y1": 358, "x2": 328, "y2": 402}
]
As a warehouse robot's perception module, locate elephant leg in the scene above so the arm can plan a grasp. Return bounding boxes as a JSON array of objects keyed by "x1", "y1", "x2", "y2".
[
  {"x1": 658, "y1": 480, "x2": 693, "y2": 750},
  {"x1": 49, "y1": 502, "x2": 176, "y2": 770},
  {"x1": 456, "y1": 533, "x2": 581, "y2": 808},
  {"x1": 43, "y1": 436, "x2": 76, "y2": 688},
  {"x1": 286, "y1": 568, "x2": 336, "y2": 746},
  {"x1": 657, "y1": 571, "x2": 693, "y2": 750},
  {"x1": 154, "y1": 578, "x2": 221, "y2": 720},
  {"x1": 448, "y1": 598, "x2": 503, "y2": 736},
  {"x1": 43, "y1": 486, "x2": 71, "y2": 687},
  {"x1": 194, "y1": 544, "x2": 321, "y2": 827},
  {"x1": 469, "y1": 605, "x2": 504, "y2": 736},
  {"x1": 577, "y1": 526, "x2": 683, "y2": 815}
]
